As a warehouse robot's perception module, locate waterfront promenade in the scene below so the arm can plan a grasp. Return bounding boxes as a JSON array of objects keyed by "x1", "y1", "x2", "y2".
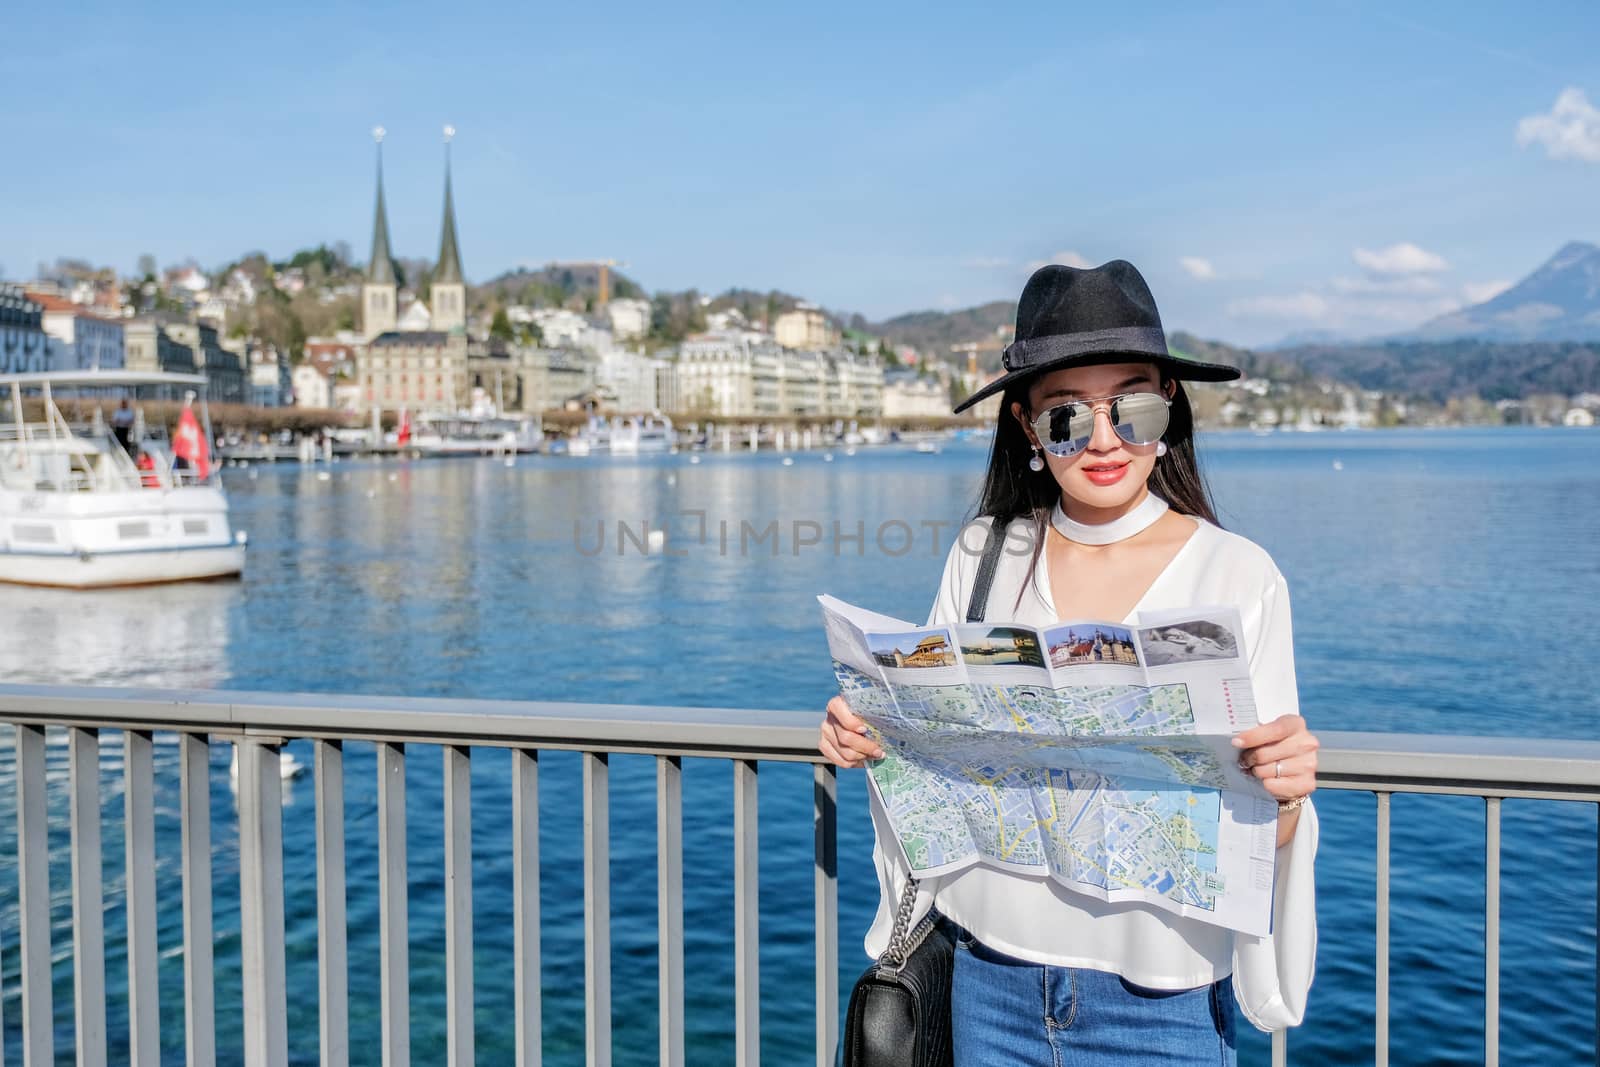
[{"x1": 0, "y1": 683, "x2": 1596, "y2": 1067}]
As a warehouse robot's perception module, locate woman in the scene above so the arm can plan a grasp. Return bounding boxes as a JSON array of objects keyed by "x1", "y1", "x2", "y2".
[{"x1": 819, "y1": 261, "x2": 1318, "y2": 1064}]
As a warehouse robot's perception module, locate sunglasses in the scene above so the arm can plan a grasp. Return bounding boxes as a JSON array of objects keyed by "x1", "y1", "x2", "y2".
[{"x1": 1030, "y1": 391, "x2": 1172, "y2": 458}]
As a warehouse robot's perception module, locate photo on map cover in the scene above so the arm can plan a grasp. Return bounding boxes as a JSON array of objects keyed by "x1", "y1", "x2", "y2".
[
  {"x1": 1043, "y1": 623, "x2": 1140, "y2": 669},
  {"x1": 956, "y1": 625, "x2": 1047, "y2": 669},
  {"x1": 1138, "y1": 618, "x2": 1239, "y2": 666},
  {"x1": 866, "y1": 627, "x2": 958, "y2": 669}
]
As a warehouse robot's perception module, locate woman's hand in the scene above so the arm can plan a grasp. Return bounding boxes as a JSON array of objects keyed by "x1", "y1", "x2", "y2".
[
  {"x1": 1233, "y1": 714, "x2": 1318, "y2": 800},
  {"x1": 1233, "y1": 714, "x2": 1318, "y2": 847},
  {"x1": 819, "y1": 694, "x2": 885, "y2": 770}
]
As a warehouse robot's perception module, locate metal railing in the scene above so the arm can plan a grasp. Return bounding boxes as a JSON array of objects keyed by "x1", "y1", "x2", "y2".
[{"x1": 0, "y1": 684, "x2": 1595, "y2": 1067}]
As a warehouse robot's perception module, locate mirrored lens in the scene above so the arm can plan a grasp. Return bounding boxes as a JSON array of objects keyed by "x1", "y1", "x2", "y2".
[
  {"x1": 1041, "y1": 404, "x2": 1094, "y2": 457},
  {"x1": 1033, "y1": 393, "x2": 1171, "y2": 458},
  {"x1": 1107, "y1": 392, "x2": 1171, "y2": 447}
]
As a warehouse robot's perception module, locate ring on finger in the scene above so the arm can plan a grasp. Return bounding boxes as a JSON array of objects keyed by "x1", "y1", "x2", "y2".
[{"x1": 1274, "y1": 760, "x2": 1282, "y2": 779}]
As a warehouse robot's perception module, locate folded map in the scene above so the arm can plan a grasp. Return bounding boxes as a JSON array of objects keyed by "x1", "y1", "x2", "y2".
[{"x1": 819, "y1": 594, "x2": 1282, "y2": 935}]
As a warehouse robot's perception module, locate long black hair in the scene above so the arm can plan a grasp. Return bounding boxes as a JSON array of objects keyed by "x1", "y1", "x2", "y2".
[{"x1": 971, "y1": 367, "x2": 1221, "y2": 611}]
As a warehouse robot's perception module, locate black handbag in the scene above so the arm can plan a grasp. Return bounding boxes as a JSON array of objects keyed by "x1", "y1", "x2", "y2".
[
  {"x1": 841, "y1": 519, "x2": 1009, "y2": 1067},
  {"x1": 843, "y1": 880, "x2": 955, "y2": 1067}
]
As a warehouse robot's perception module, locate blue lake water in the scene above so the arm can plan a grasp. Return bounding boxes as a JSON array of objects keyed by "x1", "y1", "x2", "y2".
[{"x1": 0, "y1": 426, "x2": 1597, "y2": 1065}]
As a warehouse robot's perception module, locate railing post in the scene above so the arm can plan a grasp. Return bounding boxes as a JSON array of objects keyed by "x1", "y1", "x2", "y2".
[
  {"x1": 657, "y1": 755, "x2": 684, "y2": 1067},
  {"x1": 814, "y1": 764, "x2": 838, "y2": 1067},
  {"x1": 237, "y1": 739, "x2": 289, "y2": 1067},
  {"x1": 734, "y1": 759, "x2": 760, "y2": 1067},
  {"x1": 1376, "y1": 791, "x2": 1390, "y2": 1067},
  {"x1": 315, "y1": 739, "x2": 349, "y2": 1067},
  {"x1": 583, "y1": 751, "x2": 612, "y2": 1067},
  {"x1": 181, "y1": 732, "x2": 216, "y2": 1067},
  {"x1": 69, "y1": 727, "x2": 106, "y2": 1067},
  {"x1": 1485, "y1": 796, "x2": 1501, "y2": 1067},
  {"x1": 378, "y1": 741, "x2": 410, "y2": 1067},
  {"x1": 513, "y1": 749, "x2": 542, "y2": 1067},
  {"x1": 444, "y1": 745, "x2": 474, "y2": 1067},
  {"x1": 126, "y1": 729, "x2": 160, "y2": 1067},
  {"x1": 16, "y1": 724, "x2": 51, "y2": 1067}
]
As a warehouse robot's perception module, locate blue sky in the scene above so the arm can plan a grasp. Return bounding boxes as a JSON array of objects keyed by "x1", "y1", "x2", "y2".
[{"x1": 5, "y1": 1, "x2": 1599, "y2": 345}]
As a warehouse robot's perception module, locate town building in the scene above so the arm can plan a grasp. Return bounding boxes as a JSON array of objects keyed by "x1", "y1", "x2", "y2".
[
  {"x1": 244, "y1": 345, "x2": 292, "y2": 407},
  {"x1": 606, "y1": 298, "x2": 651, "y2": 341},
  {"x1": 826, "y1": 352, "x2": 886, "y2": 418},
  {"x1": 164, "y1": 320, "x2": 246, "y2": 404},
  {"x1": 672, "y1": 330, "x2": 775, "y2": 414},
  {"x1": 293, "y1": 364, "x2": 333, "y2": 409},
  {"x1": 365, "y1": 331, "x2": 470, "y2": 412},
  {"x1": 545, "y1": 349, "x2": 595, "y2": 410},
  {"x1": 774, "y1": 304, "x2": 839, "y2": 350},
  {"x1": 671, "y1": 329, "x2": 884, "y2": 417},
  {"x1": 304, "y1": 335, "x2": 360, "y2": 379},
  {"x1": 123, "y1": 319, "x2": 197, "y2": 376},
  {"x1": 26, "y1": 291, "x2": 125, "y2": 371},
  {"x1": 881, "y1": 369, "x2": 950, "y2": 418},
  {"x1": 596, "y1": 348, "x2": 670, "y2": 412},
  {"x1": 0, "y1": 286, "x2": 55, "y2": 375},
  {"x1": 529, "y1": 308, "x2": 600, "y2": 349}
]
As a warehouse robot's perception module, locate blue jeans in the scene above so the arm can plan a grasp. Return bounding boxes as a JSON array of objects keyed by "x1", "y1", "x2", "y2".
[{"x1": 950, "y1": 930, "x2": 1237, "y2": 1066}]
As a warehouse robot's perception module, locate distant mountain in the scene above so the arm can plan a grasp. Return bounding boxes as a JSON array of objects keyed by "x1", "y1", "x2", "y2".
[
  {"x1": 1167, "y1": 332, "x2": 1319, "y2": 385},
  {"x1": 872, "y1": 301, "x2": 1016, "y2": 367},
  {"x1": 1410, "y1": 241, "x2": 1600, "y2": 342},
  {"x1": 1262, "y1": 327, "x2": 1363, "y2": 350},
  {"x1": 1266, "y1": 338, "x2": 1600, "y2": 402}
]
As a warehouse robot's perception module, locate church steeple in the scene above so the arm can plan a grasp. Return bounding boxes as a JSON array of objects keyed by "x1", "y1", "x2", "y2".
[
  {"x1": 434, "y1": 129, "x2": 464, "y2": 285},
  {"x1": 362, "y1": 126, "x2": 398, "y2": 339},
  {"x1": 430, "y1": 124, "x2": 466, "y2": 332}
]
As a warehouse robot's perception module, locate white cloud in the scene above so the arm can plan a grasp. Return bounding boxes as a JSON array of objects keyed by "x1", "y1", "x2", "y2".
[
  {"x1": 1179, "y1": 256, "x2": 1216, "y2": 281},
  {"x1": 1516, "y1": 87, "x2": 1600, "y2": 163},
  {"x1": 1027, "y1": 250, "x2": 1093, "y2": 272},
  {"x1": 1226, "y1": 292, "x2": 1331, "y2": 321},
  {"x1": 1352, "y1": 242, "x2": 1449, "y2": 275},
  {"x1": 1330, "y1": 274, "x2": 1443, "y2": 295},
  {"x1": 1354, "y1": 296, "x2": 1464, "y2": 324},
  {"x1": 1461, "y1": 279, "x2": 1513, "y2": 305},
  {"x1": 1226, "y1": 287, "x2": 1463, "y2": 329}
]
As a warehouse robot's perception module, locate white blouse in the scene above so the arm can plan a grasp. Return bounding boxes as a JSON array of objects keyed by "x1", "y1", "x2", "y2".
[{"x1": 862, "y1": 515, "x2": 1318, "y2": 1032}]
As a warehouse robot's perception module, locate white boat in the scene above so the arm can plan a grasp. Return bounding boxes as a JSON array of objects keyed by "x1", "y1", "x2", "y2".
[
  {"x1": 407, "y1": 412, "x2": 543, "y2": 456},
  {"x1": 559, "y1": 411, "x2": 673, "y2": 456},
  {"x1": 609, "y1": 411, "x2": 674, "y2": 455},
  {"x1": 0, "y1": 371, "x2": 246, "y2": 589}
]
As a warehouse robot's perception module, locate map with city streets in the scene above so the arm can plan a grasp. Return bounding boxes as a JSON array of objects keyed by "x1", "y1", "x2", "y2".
[{"x1": 820, "y1": 595, "x2": 1281, "y2": 935}]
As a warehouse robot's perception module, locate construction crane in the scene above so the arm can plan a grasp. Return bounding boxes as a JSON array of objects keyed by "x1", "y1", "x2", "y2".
[{"x1": 552, "y1": 260, "x2": 629, "y2": 306}]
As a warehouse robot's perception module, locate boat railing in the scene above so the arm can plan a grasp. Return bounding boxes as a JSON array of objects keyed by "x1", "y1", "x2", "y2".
[
  {"x1": 0, "y1": 421, "x2": 149, "y2": 493},
  {"x1": 0, "y1": 684, "x2": 1594, "y2": 1067}
]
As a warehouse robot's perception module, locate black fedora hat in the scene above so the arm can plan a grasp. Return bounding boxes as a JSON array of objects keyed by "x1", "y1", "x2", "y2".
[{"x1": 953, "y1": 260, "x2": 1240, "y2": 413}]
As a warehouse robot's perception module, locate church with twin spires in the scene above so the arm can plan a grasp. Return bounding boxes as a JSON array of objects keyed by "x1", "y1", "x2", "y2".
[{"x1": 356, "y1": 128, "x2": 475, "y2": 413}]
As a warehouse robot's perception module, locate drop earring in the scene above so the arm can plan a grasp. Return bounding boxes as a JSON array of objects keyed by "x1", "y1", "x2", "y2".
[
  {"x1": 1155, "y1": 441, "x2": 1169, "y2": 458},
  {"x1": 1028, "y1": 446, "x2": 1046, "y2": 472}
]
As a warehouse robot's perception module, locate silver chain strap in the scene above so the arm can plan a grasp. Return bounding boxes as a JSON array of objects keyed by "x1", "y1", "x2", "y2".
[{"x1": 878, "y1": 877, "x2": 921, "y2": 972}]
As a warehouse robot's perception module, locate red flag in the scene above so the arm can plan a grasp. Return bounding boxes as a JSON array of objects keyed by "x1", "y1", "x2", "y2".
[
  {"x1": 173, "y1": 405, "x2": 211, "y2": 478},
  {"x1": 397, "y1": 407, "x2": 412, "y2": 446}
]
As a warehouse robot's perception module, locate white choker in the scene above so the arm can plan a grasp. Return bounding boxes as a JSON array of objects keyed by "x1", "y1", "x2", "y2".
[{"x1": 1050, "y1": 494, "x2": 1169, "y2": 546}]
